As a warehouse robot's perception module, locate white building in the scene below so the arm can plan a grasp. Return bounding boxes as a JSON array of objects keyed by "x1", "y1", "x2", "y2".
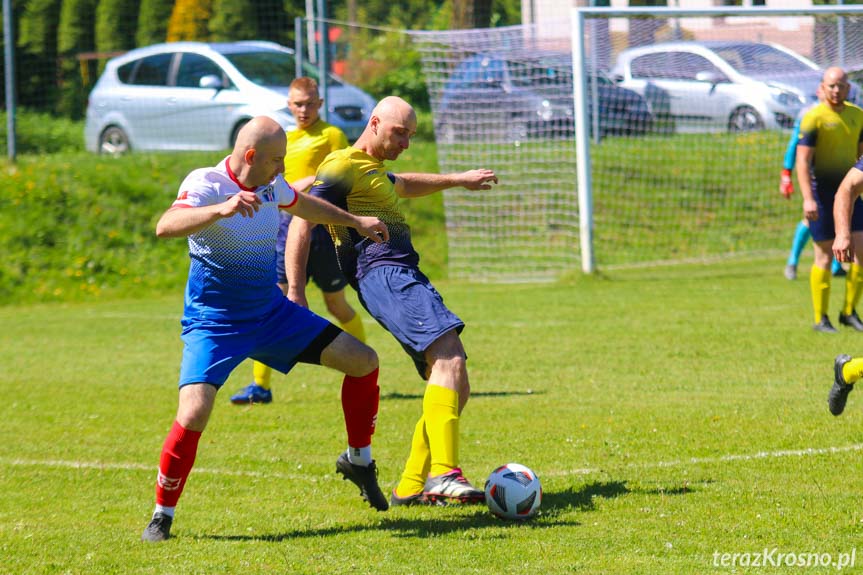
[{"x1": 520, "y1": 0, "x2": 822, "y2": 60}]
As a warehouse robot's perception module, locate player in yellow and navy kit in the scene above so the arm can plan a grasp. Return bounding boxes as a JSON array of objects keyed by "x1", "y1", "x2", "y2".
[
  {"x1": 286, "y1": 96, "x2": 499, "y2": 505},
  {"x1": 140, "y1": 117, "x2": 391, "y2": 543},
  {"x1": 231, "y1": 77, "x2": 366, "y2": 405},
  {"x1": 795, "y1": 67, "x2": 863, "y2": 333},
  {"x1": 781, "y1": 85, "x2": 845, "y2": 281}
]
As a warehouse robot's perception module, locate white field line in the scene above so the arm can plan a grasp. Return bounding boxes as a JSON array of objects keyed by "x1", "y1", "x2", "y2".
[
  {"x1": 5, "y1": 443, "x2": 863, "y2": 482},
  {"x1": 3, "y1": 458, "x2": 316, "y2": 482},
  {"x1": 543, "y1": 443, "x2": 863, "y2": 477}
]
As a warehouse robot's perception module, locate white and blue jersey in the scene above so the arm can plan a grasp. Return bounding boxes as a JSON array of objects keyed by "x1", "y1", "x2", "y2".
[{"x1": 172, "y1": 157, "x2": 298, "y2": 322}]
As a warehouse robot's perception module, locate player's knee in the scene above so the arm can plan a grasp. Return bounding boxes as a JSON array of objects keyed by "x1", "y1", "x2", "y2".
[{"x1": 354, "y1": 341, "x2": 379, "y2": 375}]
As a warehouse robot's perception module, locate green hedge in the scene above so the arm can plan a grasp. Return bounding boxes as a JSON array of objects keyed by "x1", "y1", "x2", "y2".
[
  {"x1": 0, "y1": 140, "x2": 444, "y2": 306},
  {"x1": 0, "y1": 152, "x2": 211, "y2": 304}
]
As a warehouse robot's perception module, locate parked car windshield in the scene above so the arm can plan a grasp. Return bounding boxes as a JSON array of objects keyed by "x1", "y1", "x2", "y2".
[
  {"x1": 508, "y1": 60, "x2": 570, "y2": 88},
  {"x1": 223, "y1": 51, "x2": 295, "y2": 86},
  {"x1": 222, "y1": 50, "x2": 343, "y2": 87},
  {"x1": 711, "y1": 44, "x2": 813, "y2": 75}
]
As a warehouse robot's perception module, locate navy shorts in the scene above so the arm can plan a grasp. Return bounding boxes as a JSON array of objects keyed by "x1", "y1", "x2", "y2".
[
  {"x1": 810, "y1": 186, "x2": 863, "y2": 242},
  {"x1": 358, "y1": 266, "x2": 464, "y2": 380},
  {"x1": 276, "y1": 212, "x2": 349, "y2": 293},
  {"x1": 178, "y1": 297, "x2": 333, "y2": 388}
]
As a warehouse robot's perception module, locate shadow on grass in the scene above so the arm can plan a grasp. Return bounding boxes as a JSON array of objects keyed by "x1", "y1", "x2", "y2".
[
  {"x1": 382, "y1": 390, "x2": 544, "y2": 401},
  {"x1": 541, "y1": 479, "x2": 695, "y2": 517},
  {"x1": 197, "y1": 507, "x2": 578, "y2": 542},
  {"x1": 194, "y1": 480, "x2": 693, "y2": 543},
  {"x1": 542, "y1": 480, "x2": 630, "y2": 514}
]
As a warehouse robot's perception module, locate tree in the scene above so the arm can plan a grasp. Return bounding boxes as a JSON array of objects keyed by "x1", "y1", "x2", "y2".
[
  {"x1": 95, "y1": 0, "x2": 138, "y2": 54},
  {"x1": 256, "y1": 0, "x2": 301, "y2": 46},
  {"x1": 210, "y1": 0, "x2": 258, "y2": 41},
  {"x1": 451, "y1": 0, "x2": 492, "y2": 29},
  {"x1": 17, "y1": 0, "x2": 62, "y2": 112},
  {"x1": 167, "y1": 0, "x2": 212, "y2": 42},
  {"x1": 57, "y1": 0, "x2": 98, "y2": 118},
  {"x1": 137, "y1": 0, "x2": 174, "y2": 46}
]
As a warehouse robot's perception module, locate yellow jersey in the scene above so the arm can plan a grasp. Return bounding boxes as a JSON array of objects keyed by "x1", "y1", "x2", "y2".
[
  {"x1": 799, "y1": 102, "x2": 863, "y2": 189},
  {"x1": 283, "y1": 119, "x2": 348, "y2": 182},
  {"x1": 310, "y1": 147, "x2": 418, "y2": 283}
]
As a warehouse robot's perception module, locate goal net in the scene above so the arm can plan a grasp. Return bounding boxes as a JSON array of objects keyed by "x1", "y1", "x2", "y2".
[{"x1": 409, "y1": 6, "x2": 863, "y2": 280}]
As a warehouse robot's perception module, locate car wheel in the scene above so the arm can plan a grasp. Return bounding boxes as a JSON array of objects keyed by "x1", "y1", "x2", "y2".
[
  {"x1": 728, "y1": 106, "x2": 764, "y2": 132},
  {"x1": 99, "y1": 126, "x2": 130, "y2": 156},
  {"x1": 231, "y1": 120, "x2": 250, "y2": 148}
]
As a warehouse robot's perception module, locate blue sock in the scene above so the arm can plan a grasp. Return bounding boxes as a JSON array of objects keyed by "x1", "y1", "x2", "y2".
[{"x1": 788, "y1": 221, "x2": 810, "y2": 266}]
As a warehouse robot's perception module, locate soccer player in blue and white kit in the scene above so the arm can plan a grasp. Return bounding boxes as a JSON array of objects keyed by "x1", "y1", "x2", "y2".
[
  {"x1": 827, "y1": 155, "x2": 863, "y2": 414},
  {"x1": 141, "y1": 117, "x2": 391, "y2": 543}
]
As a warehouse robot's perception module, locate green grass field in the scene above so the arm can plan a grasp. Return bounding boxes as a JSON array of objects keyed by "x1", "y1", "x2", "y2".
[{"x1": 3, "y1": 257, "x2": 863, "y2": 574}]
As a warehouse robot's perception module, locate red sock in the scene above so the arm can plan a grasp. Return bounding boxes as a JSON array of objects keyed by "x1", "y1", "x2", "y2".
[
  {"x1": 341, "y1": 368, "x2": 379, "y2": 448},
  {"x1": 155, "y1": 420, "x2": 202, "y2": 507}
]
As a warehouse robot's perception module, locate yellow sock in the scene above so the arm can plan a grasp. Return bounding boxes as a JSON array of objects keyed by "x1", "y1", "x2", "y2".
[
  {"x1": 423, "y1": 384, "x2": 460, "y2": 477},
  {"x1": 843, "y1": 263, "x2": 863, "y2": 315},
  {"x1": 340, "y1": 313, "x2": 366, "y2": 343},
  {"x1": 843, "y1": 358, "x2": 863, "y2": 385},
  {"x1": 252, "y1": 360, "x2": 272, "y2": 390},
  {"x1": 394, "y1": 415, "x2": 431, "y2": 498},
  {"x1": 811, "y1": 264, "x2": 832, "y2": 323}
]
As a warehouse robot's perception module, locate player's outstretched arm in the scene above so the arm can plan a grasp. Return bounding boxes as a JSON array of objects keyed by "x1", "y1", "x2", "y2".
[
  {"x1": 286, "y1": 193, "x2": 389, "y2": 243},
  {"x1": 155, "y1": 191, "x2": 262, "y2": 238},
  {"x1": 290, "y1": 175, "x2": 315, "y2": 194},
  {"x1": 395, "y1": 169, "x2": 498, "y2": 198},
  {"x1": 833, "y1": 167, "x2": 863, "y2": 262}
]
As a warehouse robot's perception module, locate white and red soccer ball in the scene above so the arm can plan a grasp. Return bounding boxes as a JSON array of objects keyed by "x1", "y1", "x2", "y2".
[{"x1": 484, "y1": 463, "x2": 542, "y2": 520}]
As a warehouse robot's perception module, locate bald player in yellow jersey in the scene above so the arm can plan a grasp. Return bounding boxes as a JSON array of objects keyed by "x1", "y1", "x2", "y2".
[
  {"x1": 795, "y1": 66, "x2": 863, "y2": 334},
  {"x1": 286, "y1": 96, "x2": 499, "y2": 505},
  {"x1": 230, "y1": 77, "x2": 367, "y2": 405}
]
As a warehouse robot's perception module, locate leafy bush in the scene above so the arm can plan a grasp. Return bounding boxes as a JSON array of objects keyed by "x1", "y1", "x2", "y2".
[
  {"x1": 0, "y1": 110, "x2": 85, "y2": 155},
  {"x1": 0, "y1": 142, "x2": 444, "y2": 306},
  {"x1": 0, "y1": 151, "x2": 212, "y2": 304}
]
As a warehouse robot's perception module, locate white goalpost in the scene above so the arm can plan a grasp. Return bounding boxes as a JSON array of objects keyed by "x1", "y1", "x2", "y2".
[{"x1": 411, "y1": 5, "x2": 863, "y2": 281}]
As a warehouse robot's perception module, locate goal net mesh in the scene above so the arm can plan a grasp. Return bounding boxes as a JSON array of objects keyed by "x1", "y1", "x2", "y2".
[{"x1": 409, "y1": 9, "x2": 863, "y2": 280}]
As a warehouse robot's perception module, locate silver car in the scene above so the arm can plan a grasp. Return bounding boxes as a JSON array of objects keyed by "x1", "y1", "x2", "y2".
[
  {"x1": 85, "y1": 41, "x2": 376, "y2": 154},
  {"x1": 610, "y1": 40, "x2": 855, "y2": 133}
]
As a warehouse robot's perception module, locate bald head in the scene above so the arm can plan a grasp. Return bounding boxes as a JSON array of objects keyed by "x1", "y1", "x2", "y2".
[
  {"x1": 354, "y1": 96, "x2": 417, "y2": 161},
  {"x1": 372, "y1": 96, "x2": 417, "y2": 126},
  {"x1": 821, "y1": 66, "x2": 850, "y2": 110},
  {"x1": 234, "y1": 116, "x2": 286, "y2": 153},
  {"x1": 229, "y1": 116, "x2": 287, "y2": 188}
]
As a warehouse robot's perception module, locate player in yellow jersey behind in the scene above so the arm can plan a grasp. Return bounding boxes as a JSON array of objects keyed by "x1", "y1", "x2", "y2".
[
  {"x1": 230, "y1": 77, "x2": 366, "y2": 405},
  {"x1": 285, "y1": 96, "x2": 499, "y2": 505},
  {"x1": 795, "y1": 67, "x2": 863, "y2": 333}
]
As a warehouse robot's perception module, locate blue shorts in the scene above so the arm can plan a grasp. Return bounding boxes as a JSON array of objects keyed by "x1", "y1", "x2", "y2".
[
  {"x1": 178, "y1": 297, "x2": 332, "y2": 388},
  {"x1": 810, "y1": 185, "x2": 863, "y2": 242},
  {"x1": 276, "y1": 213, "x2": 349, "y2": 293},
  {"x1": 358, "y1": 266, "x2": 464, "y2": 379}
]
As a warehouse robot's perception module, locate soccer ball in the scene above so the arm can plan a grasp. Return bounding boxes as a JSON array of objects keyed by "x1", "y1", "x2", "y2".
[{"x1": 484, "y1": 463, "x2": 542, "y2": 520}]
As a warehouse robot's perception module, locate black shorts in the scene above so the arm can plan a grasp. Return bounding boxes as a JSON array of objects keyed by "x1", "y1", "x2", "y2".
[{"x1": 276, "y1": 213, "x2": 350, "y2": 292}]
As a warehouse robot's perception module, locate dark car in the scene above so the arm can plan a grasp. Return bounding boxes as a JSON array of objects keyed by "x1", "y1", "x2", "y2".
[{"x1": 433, "y1": 51, "x2": 653, "y2": 144}]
